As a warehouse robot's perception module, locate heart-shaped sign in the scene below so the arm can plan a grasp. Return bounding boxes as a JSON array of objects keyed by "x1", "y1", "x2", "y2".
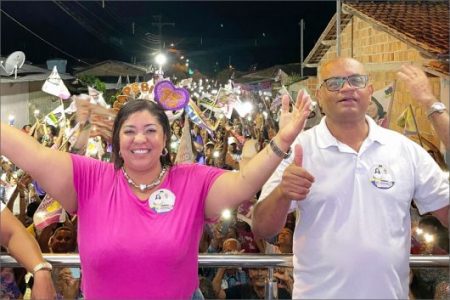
[{"x1": 154, "y1": 80, "x2": 190, "y2": 110}]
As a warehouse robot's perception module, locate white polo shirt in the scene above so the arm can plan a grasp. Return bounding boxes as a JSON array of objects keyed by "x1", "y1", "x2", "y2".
[{"x1": 259, "y1": 116, "x2": 449, "y2": 299}]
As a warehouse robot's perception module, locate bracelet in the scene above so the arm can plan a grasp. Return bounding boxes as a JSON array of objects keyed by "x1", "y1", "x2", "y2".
[
  {"x1": 269, "y1": 139, "x2": 292, "y2": 159},
  {"x1": 32, "y1": 261, "x2": 52, "y2": 275}
]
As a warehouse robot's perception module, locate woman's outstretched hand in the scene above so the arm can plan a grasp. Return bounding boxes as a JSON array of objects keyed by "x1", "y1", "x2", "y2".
[{"x1": 277, "y1": 90, "x2": 312, "y2": 145}]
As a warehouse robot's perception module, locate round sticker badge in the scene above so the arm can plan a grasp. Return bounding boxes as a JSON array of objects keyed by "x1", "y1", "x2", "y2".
[
  {"x1": 149, "y1": 189, "x2": 176, "y2": 213},
  {"x1": 369, "y1": 164, "x2": 395, "y2": 189}
]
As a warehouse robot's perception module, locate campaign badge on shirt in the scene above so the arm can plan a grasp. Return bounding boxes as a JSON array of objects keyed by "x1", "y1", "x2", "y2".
[
  {"x1": 148, "y1": 189, "x2": 176, "y2": 213},
  {"x1": 369, "y1": 164, "x2": 395, "y2": 189}
]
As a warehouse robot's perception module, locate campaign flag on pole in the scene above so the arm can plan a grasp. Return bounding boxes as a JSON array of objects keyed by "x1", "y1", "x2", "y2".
[
  {"x1": 370, "y1": 83, "x2": 395, "y2": 128},
  {"x1": 175, "y1": 118, "x2": 195, "y2": 164},
  {"x1": 44, "y1": 104, "x2": 65, "y2": 127},
  {"x1": 186, "y1": 100, "x2": 215, "y2": 137},
  {"x1": 396, "y1": 105, "x2": 418, "y2": 136},
  {"x1": 41, "y1": 66, "x2": 71, "y2": 99},
  {"x1": 116, "y1": 75, "x2": 122, "y2": 89}
]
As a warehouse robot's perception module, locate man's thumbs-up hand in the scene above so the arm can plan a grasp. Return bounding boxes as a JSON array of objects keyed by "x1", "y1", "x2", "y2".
[{"x1": 278, "y1": 144, "x2": 314, "y2": 201}]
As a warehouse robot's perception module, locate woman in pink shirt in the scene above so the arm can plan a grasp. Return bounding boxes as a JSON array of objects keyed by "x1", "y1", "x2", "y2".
[{"x1": 0, "y1": 92, "x2": 311, "y2": 299}]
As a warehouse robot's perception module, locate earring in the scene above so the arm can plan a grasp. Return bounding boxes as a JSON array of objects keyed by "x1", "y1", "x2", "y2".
[
  {"x1": 118, "y1": 150, "x2": 122, "y2": 157},
  {"x1": 161, "y1": 148, "x2": 168, "y2": 156}
]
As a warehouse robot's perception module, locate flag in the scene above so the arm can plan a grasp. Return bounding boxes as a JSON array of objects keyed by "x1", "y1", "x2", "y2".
[
  {"x1": 214, "y1": 87, "x2": 239, "y2": 119},
  {"x1": 116, "y1": 75, "x2": 122, "y2": 89},
  {"x1": 33, "y1": 194, "x2": 66, "y2": 231},
  {"x1": 88, "y1": 86, "x2": 108, "y2": 107},
  {"x1": 175, "y1": 118, "x2": 195, "y2": 164},
  {"x1": 186, "y1": 100, "x2": 215, "y2": 137},
  {"x1": 44, "y1": 104, "x2": 65, "y2": 127},
  {"x1": 41, "y1": 66, "x2": 71, "y2": 99},
  {"x1": 274, "y1": 69, "x2": 283, "y2": 82},
  {"x1": 271, "y1": 85, "x2": 291, "y2": 110},
  {"x1": 370, "y1": 83, "x2": 395, "y2": 128},
  {"x1": 396, "y1": 105, "x2": 418, "y2": 136},
  {"x1": 305, "y1": 99, "x2": 323, "y2": 130}
]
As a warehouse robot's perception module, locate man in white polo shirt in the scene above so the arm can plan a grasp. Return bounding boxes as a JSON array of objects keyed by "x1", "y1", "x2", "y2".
[{"x1": 252, "y1": 57, "x2": 449, "y2": 299}]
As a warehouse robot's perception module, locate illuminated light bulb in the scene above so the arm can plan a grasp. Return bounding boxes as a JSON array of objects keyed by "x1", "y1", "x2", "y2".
[
  {"x1": 155, "y1": 53, "x2": 167, "y2": 65},
  {"x1": 415, "y1": 228, "x2": 423, "y2": 235},
  {"x1": 424, "y1": 233, "x2": 434, "y2": 244},
  {"x1": 213, "y1": 150, "x2": 220, "y2": 158},
  {"x1": 221, "y1": 209, "x2": 231, "y2": 220},
  {"x1": 8, "y1": 114, "x2": 15, "y2": 125}
]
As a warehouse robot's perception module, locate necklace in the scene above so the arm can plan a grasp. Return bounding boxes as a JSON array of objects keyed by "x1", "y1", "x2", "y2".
[{"x1": 122, "y1": 166, "x2": 167, "y2": 192}]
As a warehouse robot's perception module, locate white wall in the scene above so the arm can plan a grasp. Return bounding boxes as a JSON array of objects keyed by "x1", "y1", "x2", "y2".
[{"x1": 0, "y1": 82, "x2": 30, "y2": 129}]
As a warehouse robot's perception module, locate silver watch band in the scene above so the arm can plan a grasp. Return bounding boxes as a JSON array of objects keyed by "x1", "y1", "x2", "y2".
[{"x1": 427, "y1": 102, "x2": 447, "y2": 118}]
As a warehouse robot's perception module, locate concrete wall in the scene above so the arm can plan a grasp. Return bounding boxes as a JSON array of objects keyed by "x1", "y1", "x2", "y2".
[
  {"x1": 0, "y1": 81, "x2": 63, "y2": 129},
  {"x1": 0, "y1": 82, "x2": 30, "y2": 129}
]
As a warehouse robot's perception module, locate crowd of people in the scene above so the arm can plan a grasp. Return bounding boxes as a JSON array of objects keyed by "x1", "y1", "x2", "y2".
[{"x1": 0, "y1": 60, "x2": 448, "y2": 299}]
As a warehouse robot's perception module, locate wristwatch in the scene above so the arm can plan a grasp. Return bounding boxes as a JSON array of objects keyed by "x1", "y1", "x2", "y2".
[
  {"x1": 32, "y1": 261, "x2": 53, "y2": 275},
  {"x1": 427, "y1": 102, "x2": 447, "y2": 118}
]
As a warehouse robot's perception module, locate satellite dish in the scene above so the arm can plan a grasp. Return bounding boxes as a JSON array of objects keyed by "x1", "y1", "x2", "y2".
[{"x1": 1, "y1": 51, "x2": 26, "y2": 79}]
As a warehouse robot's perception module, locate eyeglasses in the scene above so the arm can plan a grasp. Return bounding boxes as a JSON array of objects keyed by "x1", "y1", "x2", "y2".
[{"x1": 320, "y1": 74, "x2": 369, "y2": 92}]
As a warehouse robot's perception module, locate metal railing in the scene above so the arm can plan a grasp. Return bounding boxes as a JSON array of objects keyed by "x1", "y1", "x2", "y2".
[
  {"x1": 1, "y1": 254, "x2": 448, "y2": 300},
  {"x1": 2, "y1": 254, "x2": 449, "y2": 268}
]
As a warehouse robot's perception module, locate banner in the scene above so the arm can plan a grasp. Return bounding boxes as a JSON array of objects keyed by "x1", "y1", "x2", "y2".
[{"x1": 236, "y1": 80, "x2": 273, "y2": 93}]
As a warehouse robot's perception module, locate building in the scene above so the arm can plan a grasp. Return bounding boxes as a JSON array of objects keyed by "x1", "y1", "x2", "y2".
[{"x1": 1, "y1": 57, "x2": 74, "y2": 129}]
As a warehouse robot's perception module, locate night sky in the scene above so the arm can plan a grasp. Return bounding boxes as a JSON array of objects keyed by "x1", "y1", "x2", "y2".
[{"x1": 1, "y1": 1, "x2": 336, "y2": 75}]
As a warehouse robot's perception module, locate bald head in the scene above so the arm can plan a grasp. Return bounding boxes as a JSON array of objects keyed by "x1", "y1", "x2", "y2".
[
  {"x1": 316, "y1": 57, "x2": 373, "y2": 124},
  {"x1": 318, "y1": 57, "x2": 367, "y2": 82}
]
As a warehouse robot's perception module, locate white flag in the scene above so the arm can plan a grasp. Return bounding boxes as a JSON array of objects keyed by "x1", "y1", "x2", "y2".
[
  {"x1": 175, "y1": 118, "x2": 195, "y2": 164},
  {"x1": 369, "y1": 83, "x2": 395, "y2": 128},
  {"x1": 42, "y1": 66, "x2": 71, "y2": 99}
]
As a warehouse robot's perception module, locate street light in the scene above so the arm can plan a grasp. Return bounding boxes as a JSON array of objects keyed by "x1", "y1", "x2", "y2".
[{"x1": 155, "y1": 53, "x2": 167, "y2": 72}]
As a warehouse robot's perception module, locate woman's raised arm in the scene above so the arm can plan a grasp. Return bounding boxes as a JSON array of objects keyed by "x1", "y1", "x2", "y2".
[
  {"x1": 1, "y1": 123, "x2": 77, "y2": 212},
  {"x1": 205, "y1": 90, "x2": 311, "y2": 219}
]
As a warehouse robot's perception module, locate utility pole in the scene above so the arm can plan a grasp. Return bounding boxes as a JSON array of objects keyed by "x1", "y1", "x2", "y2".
[
  {"x1": 336, "y1": 0, "x2": 341, "y2": 56},
  {"x1": 299, "y1": 19, "x2": 305, "y2": 78},
  {"x1": 152, "y1": 15, "x2": 175, "y2": 51}
]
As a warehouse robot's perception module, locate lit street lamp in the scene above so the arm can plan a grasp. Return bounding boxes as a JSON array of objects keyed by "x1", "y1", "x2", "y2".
[{"x1": 155, "y1": 53, "x2": 167, "y2": 72}]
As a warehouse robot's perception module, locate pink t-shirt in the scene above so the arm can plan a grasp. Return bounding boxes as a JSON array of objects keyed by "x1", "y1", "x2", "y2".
[{"x1": 71, "y1": 154, "x2": 224, "y2": 299}]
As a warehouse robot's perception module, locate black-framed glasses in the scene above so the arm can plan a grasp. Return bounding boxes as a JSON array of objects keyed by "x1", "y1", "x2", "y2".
[{"x1": 321, "y1": 74, "x2": 369, "y2": 91}]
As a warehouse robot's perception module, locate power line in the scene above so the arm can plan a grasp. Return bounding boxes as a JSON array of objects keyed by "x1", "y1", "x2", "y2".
[
  {"x1": 0, "y1": 9, "x2": 90, "y2": 65},
  {"x1": 54, "y1": 1, "x2": 159, "y2": 53}
]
